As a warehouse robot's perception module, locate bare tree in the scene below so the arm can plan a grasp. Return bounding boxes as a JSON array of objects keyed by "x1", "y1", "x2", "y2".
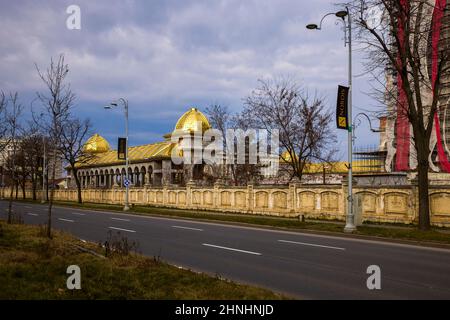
[
  {"x1": 19, "y1": 123, "x2": 46, "y2": 200},
  {"x1": 0, "y1": 92, "x2": 8, "y2": 152},
  {"x1": 205, "y1": 104, "x2": 263, "y2": 186},
  {"x1": 243, "y1": 78, "x2": 337, "y2": 182},
  {"x1": 205, "y1": 104, "x2": 231, "y2": 182},
  {"x1": 349, "y1": 0, "x2": 450, "y2": 230},
  {"x1": 4, "y1": 92, "x2": 23, "y2": 223},
  {"x1": 35, "y1": 54, "x2": 75, "y2": 238},
  {"x1": 59, "y1": 117, "x2": 92, "y2": 203},
  {"x1": 15, "y1": 146, "x2": 29, "y2": 199}
]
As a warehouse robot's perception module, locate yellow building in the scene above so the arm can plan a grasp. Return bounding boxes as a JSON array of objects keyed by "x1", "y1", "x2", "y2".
[{"x1": 67, "y1": 107, "x2": 211, "y2": 189}]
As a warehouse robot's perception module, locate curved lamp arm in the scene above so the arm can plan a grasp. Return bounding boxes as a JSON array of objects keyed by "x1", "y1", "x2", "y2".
[
  {"x1": 306, "y1": 9, "x2": 349, "y2": 46},
  {"x1": 353, "y1": 112, "x2": 381, "y2": 132},
  {"x1": 317, "y1": 12, "x2": 338, "y2": 30}
]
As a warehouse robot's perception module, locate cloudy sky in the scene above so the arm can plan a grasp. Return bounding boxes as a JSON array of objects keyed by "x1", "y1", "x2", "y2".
[{"x1": 0, "y1": 0, "x2": 382, "y2": 158}]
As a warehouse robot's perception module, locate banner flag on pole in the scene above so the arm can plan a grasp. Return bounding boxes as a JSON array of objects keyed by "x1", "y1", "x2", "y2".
[
  {"x1": 336, "y1": 85, "x2": 349, "y2": 130},
  {"x1": 118, "y1": 137, "x2": 126, "y2": 160}
]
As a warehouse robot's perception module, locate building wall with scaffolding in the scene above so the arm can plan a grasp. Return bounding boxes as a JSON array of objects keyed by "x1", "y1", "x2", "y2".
[{"x1": 384, "y1": 0, "x2": 450, "y2": 173}]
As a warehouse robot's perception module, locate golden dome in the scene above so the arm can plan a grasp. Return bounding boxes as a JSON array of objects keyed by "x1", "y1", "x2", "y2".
[
  {"x1": 174, "y1": 107, "x2": 211, "y2": 133},
  {"x1": 83, "y1": 134, "x2": 111, "y2": 154},
  {"x1": 281, "y1": 150, "x2": 298, "y2": 162}
]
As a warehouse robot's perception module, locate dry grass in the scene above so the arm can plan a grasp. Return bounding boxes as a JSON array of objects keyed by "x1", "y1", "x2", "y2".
[{"x1": 0, "y1": 220, "x2": 285, "y2": 300}]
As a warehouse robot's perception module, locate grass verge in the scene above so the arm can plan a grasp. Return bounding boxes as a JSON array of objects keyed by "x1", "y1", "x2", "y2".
[
  {"x1": 0, "y1": 220, "x2": 285, "y2": 299},
  {"x1": 7, "y1": 198, "x2": 450, "y2": 246}
]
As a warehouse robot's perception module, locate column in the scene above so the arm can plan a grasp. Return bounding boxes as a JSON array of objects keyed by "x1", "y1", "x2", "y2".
[{"x1": 162, "y1": 160, "x2": 172, "y2": 185}]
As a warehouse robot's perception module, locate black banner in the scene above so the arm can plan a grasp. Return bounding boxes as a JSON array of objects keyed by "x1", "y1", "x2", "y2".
[
  {"x1": 336, "y1": 85, "x2": 349, "y2": 130},
  {"x1": 118, "y1": 137, "x2": 126, "y2": 160}
]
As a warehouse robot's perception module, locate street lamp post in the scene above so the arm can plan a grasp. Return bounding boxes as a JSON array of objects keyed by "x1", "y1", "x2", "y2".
[
  {"x1": 105, "y1": 98, "x2": 130, "y2": 211},
  {"x1": 307, "y1": 7, "x2": 356, "y2": 232}
]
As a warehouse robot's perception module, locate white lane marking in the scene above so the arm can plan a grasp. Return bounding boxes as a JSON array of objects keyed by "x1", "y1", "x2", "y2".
[
  {"x1": 58, "y1": 218, "x2": 74, "y2": 223},
  {"x1": 111, "y1": 217, "x2": 130, "y2": 222},
  {"x1": 278, "y1": 239, "x2": 346, "y2": 251},
  {"x1": 109, "y1": 226, "x2": 136, "y2": 233},
  {"x1": 48, "y1": 204, "x2": 450, "y2": 253},
  {"x1": 172, "y1": 225, "x2": 203, "y2": 232},
  {"x1": 71, "y1": 212, "x2": 86, "y2": 216},
  {"x1": 202, "y1": 243, "x2": 261, "y2": 256},
  {"x1": 27, "y1": 213, "x2": 39, "y2": 216}
]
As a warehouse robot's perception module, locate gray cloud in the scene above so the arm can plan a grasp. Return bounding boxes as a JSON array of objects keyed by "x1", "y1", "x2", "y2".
[{"x1": 0, "y1": 0, "x2": 380, "y2": 152}]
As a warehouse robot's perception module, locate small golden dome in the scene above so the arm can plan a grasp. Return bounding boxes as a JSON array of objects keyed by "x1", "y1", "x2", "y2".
[
  {"x1": 84, "y1": 134, "x2": 111, "y2": 154},
  {"x1": 174, "y1": 107, "x2": 211, "y2": 133},
  {"x1": 281, "y1": 150, "x2": 298, "y2": 162}
]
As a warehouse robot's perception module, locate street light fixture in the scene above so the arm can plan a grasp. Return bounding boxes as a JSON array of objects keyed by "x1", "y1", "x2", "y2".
[
  {"x1": 104, "y1": 98, "x2": 130, "y2": 211},
  {"x1": 335, "y1": 10, "x2": 348, "y2": 19},
  {"x1": 306, "y1": 7, "x2": 356, "y2": 233},
  {"x1": 306, "y1": 24, "x2": 319, "y2": 30}
]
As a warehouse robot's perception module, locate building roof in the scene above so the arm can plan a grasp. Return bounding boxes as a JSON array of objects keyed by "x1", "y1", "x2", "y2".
[
  {"x1": 77, "y1": 141, "x2": 174, "y2": 168},
  {"x1": 280, "y1": 151, "x2": 384, "y2": 173},
  {"x1": 302, "y1": 160, "x2": 384, "y2": 174}
]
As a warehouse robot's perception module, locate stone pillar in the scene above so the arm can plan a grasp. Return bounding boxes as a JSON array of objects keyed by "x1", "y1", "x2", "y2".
[
  {"x1": 135, "y1": 171, "x2": 139, "y2": 187},
  {"x1": 162, "y1": 185, "x2": 168, "y2": 205},
  {"x1": 213, "y1": 179, "x2": 224, "y2": 207},
  {"x1": 410, "y1": 177, "x2": 419, "y2": 224},
  {"x1": 247, "y1": 184, "x2": 254, "y2": 213},
  {"x1": 186, "y1": 180, "x2": 195, "y2": 208},
  {"x1": 288, "y1": 182, "x2": 297, "y2": 214},
  {"x1": 141, "y1": 171, "x2": 146, "y2": 187},
  {"x1": 144, "y1": 173, "x2": 150, "y2": 186},
  {"x1": 113, "y1": 173, "x2": 118, "y2": 188}
]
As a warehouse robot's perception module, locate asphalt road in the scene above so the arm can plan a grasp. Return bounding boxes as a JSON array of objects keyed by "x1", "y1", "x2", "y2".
[{"x1": 1, "y1": 200, "x2": 450, "y2": 299}]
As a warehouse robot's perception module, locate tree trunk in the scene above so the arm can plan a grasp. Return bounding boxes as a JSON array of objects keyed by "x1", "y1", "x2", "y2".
[
  {"x1": 415, "y1": 131, "x2": 431, "y2": 231},
  {"x1": 7, "y1": 181, "x2": 14, "y2": 224},
  {"x1": 47, "y1": 154, "x2": 56, "y2": 239},
  {"x1": 73, "y1": 167, "x2": 82, "y2": 203},
  {"x1": 31, "y1": 172, "x2": 37, "y2": 200},
  {"x1": 417, "y1": 158, "x2": 431, "y2": 231},
  {"x1": 21, "y1": 181, "x2": 25, "y2": 199}
]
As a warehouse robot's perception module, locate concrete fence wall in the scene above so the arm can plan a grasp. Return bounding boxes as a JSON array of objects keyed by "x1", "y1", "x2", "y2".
[{"x1": 2, "y1": 183, "x2": 450, "y2": 227}]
